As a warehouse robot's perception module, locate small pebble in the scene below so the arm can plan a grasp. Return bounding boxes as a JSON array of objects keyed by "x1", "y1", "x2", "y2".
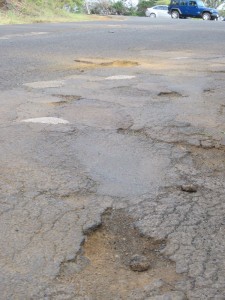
[
  {"x1": 129, "y1": 255, "x2": 150, "y2": 272},
  {"x1": 181, "y1": 184, "x2": 197, "y2": 193}
]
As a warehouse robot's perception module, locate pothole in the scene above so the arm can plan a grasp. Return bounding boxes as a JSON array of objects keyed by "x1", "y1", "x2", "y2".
[
  {"x1": 57, "y1": 209, "x2": 182, "y2": 299},
  {"x1": 219, "y1": 104, "x2": 225, "y2": 115},
  {"x1": 211, "y1": 70, "x2": 225, "y2": 73},
  {"x1": 74, "y1": 59, "x2": 139, "y2": 69},
  {"x1": 203, "y1": 88, "x2": 215, "y2": 94},
  {"x1": 50, "y1": 94, "x2": 82, "y2": 105},
  {"x1": 110, "y1": 86, "x2": 150, "y2": 96},
  {"x1": 157, "y1": 91, "x2": 184, "y2": 98},
  {"x1": 117, "y1": 127, "x2": 148, "y2": 138},
  {"x1": 189, "y1": 146, "x2": 225, "y2": 172}
]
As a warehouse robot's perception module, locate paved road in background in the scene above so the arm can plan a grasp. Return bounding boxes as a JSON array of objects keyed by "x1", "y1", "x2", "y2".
[
  {"x1": 1, "y1": 17, "x2": 225, "y2": 90},
  {"x1": 1, "y1": 17, "x2": 225, "y2": 299}
]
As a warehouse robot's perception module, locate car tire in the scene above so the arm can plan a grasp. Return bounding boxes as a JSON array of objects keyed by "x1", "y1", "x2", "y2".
[
  {"x1": 171, "y1": 10, "x2": 179, "y2": 19},
  {"x1": 150, "y1": 13, "x2": 156, "y2": 18},
  {"x1": 202, "y1": 12, "x2": 211, "y2": 20}
]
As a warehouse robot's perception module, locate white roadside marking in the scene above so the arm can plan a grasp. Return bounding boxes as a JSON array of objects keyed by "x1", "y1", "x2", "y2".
[
  {"x1": 105, "y1": 75, "x2": 136, "y2": 80},
  {"x1": 0, "y1": 32, "x2": 49, "y2": 40},
  {"x1": 24, "y1": 80, "x2": 64, "y2": 89},
  {"x1": 172, "y1": 57, "x2": 189, "y2": 60},
  {"x1": 20, "y1": 117, "x2": 69, "y2": 125}
]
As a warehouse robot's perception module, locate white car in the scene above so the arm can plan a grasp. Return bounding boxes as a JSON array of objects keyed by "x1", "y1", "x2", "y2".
[
  {"x1": 217, "y1": 2, "x2": 225, "y2": 10},
  {"x1": 217, "y1": 2, "x2": 225, "y2": 20},
  {"x1": 145, "y1": 5, "x2": 169, "y2": 18}
]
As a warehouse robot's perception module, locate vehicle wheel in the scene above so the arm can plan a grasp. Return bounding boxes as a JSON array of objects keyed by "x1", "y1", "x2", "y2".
[
  {"x1": 202, "y1": 12, "x2": 211, "y2": 20},
  {"x1": 171, "y1": 10, "x2": 179, "y2": 19},
  {"x1": 150, "y1": 13, "x2": 156, "y2": 18}
]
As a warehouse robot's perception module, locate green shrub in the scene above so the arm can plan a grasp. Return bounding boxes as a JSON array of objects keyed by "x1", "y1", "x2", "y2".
[
  {"x1": 112, "y1": 0, "x2": 127, "y2": 14},
  {"x1": 137, "y1": 0, "x2": 156, "y2": 15}
]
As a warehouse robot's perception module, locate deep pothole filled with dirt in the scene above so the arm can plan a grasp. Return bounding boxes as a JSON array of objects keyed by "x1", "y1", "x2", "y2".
[{"x1": 57, "y1": 209, "x2": 183, "y2": 299}]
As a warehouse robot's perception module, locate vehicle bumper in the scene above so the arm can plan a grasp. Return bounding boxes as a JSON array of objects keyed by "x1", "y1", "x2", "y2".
[{"x1": 211, "y1": 13, "x2": 219, "y2": 18}]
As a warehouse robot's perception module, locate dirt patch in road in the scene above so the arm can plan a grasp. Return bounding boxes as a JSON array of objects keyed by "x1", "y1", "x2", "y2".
[
  {"x1": 58, "y1": 209, "x2": 183, "y2": 299},
  {"x1": 74, "y1": 59, "x2": 139, "y2": 70},
  {"x1": 189, "y1": 145, "x2": 225, "y2": 172},
  {"x1": 49, "y1": 94, "x2": 82, "y2": 106}
]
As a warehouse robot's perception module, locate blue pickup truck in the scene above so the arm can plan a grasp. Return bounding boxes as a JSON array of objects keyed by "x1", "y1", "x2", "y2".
[{"x1": 168, "y1": 0, "x2": 219, "y2": 20}]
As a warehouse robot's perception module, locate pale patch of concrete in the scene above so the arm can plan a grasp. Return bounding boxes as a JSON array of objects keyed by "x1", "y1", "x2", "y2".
[
  {"x1": 107, "y1": 25, "x2": 123, "y2": 27},
  {"x1": 24, "y1": 80, "x2": 64, "y2": 89},
  {"x1": 171, "y1": 57, "x2": 189, "y2": 60},
  {"x1": 20, "y1": 117, "x2": 69, "y2": 124},
  {"x1": 0, "y1": 32, "x2": 48, "y2": 40},
  {"x1": 105, "y1": 75, "x2": 136, "y2": 80},
  {"x1": 27, "y1": 32, "x2": 48, "y2": 36}
]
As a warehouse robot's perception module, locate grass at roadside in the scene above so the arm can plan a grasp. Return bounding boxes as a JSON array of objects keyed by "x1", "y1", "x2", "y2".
[
  {"x1": 0, "y1": 11, "x2": 103, "y2": 25},
  {"x1": 0, "y1": 0, "x2": 114, "y2": 25}
]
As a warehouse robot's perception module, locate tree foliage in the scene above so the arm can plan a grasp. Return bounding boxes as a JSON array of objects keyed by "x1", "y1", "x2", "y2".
[
  {"x1": 0, "y1": 0, "x2": 15, "y2": 9},
  {"x1": 112, "y1": 0, "x2": 127, "y2": 14},
  {"x1": 89, "y1": 0, "x2": 137, "y2": 15},
  {"x1": 58, "y1": 0, "x2": 84, "y2": 8},
  {"x1": 137, "y1": 0, "x2": 156, "y2": 15},
  {"x1": 155, "y1": 0, "x2": 170, "y2": 4},
  {"x1": 204, "y1": 0, "x2": 224, "y2": 8},
  {"x1": 90, "y1": 0, "x2": 113, "y2": 14}
]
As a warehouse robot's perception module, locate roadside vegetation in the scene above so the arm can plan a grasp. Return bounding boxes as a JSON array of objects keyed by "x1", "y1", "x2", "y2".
[
  {"x1": 0, "y1": 0, "x2": 109, "y2": 24},
  {"x1": 0, "y1": 0, "x2": 172, "y2": 23},
  {"x1": 0, "y1": 0, "x2": 224, "y2": 24}
]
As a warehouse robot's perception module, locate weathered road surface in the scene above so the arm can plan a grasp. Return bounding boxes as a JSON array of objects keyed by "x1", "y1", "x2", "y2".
[{"x1": 1, "y1": 17, "x2": 225, "y2": 299}]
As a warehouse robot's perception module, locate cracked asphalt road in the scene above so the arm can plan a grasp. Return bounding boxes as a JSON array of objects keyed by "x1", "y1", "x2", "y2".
[{"x1": 1, "y1": 17, "x2": 225, "y2": 299}]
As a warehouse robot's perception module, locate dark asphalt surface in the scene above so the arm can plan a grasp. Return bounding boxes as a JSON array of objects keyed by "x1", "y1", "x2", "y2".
[{"x1": 1, "y1": 17, "x2": 225, "y2": 90}]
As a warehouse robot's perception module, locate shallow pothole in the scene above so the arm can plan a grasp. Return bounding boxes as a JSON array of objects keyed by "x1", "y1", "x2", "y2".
[
  {"x1": 117, "y1": 127, "x2": 148, "y2": 138},
  {"x1": 74, "y1": 59, "x2": 139, "y2": 69},
  {"x1": 49, "y1": 94, "x2": 82, "y2": 106},
  {"x1": 189, "y1": 145, "x2": 225, "y2": 172},
  {"x1": 203, "y1": 88, "x2": 215, "y2": 94},
  {"x1": 157, "y1": 91, "x2": 184, "y2": 98},
  {"x1": 211, "y1": 70, "x2": 225, "y2": 73},
  {"x1": 58, "y1": 209, "x2": 182, "y2": 299},
  {"x1": 110, "y1": 86, "x2": 150, "y2": 97},
  {"x1": 219, "y1": 104, "x2": 225, "y2": 115}
]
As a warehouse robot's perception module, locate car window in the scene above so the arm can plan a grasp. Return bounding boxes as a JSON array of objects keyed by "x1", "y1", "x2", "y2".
[
  {"x1": 189, "y1": 1, "x2": 197, "y2": 6},
  {"x1": 180, "y1": 1, "x2": 187, "y2": 6},
  {"x1": 171, "y1": 0, "x2": 179, "y2": 5},
  {"x1": 162, "y1": 6, "x2": 168, "y2": 9},
  {"x1": 196, "y1": 0, "x2": 205, "y2": 7}
]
